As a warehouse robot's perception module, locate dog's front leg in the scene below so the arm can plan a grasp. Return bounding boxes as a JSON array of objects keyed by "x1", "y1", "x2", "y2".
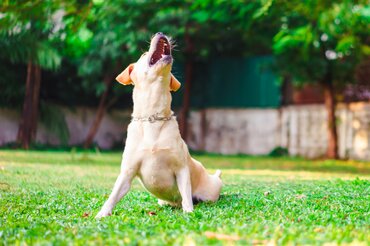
[
  {"x1": 176, "y1": 167, "x2": 193, "y2": 213},
  {"x1": 96, "y1": 166, "x2": 136, "y2": 218},
  {"x1": 95, "y1": 172, "x2": 131, "y2": 218}
]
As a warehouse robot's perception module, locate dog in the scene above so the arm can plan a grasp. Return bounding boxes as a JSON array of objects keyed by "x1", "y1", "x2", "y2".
[{"x1": 96, "y1": 32, "x2": 222, "y2": 218}]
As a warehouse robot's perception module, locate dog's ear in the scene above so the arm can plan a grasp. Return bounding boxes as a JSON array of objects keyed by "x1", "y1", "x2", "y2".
[
  {"x1": 170, "y1": 74, "x2": 181, "y2": 92},
  {"x1": 116, "y1": 63, "x2": 135, "y2": 85}
]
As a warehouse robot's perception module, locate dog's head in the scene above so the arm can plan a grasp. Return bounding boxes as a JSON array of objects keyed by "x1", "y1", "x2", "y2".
[{"x1": 116, "y1": 32, "x2": 181, "y2": 92}]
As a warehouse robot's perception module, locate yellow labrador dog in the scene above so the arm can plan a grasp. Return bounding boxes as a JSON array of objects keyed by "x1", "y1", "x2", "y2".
[{"x1": 96, "y1": 32, "x2": 222, "y2": 218}]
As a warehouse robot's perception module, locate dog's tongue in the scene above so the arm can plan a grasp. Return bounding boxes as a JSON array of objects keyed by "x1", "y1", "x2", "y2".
[{"x1": 150, "y1": 37, "x2": 170, "y2": 65}]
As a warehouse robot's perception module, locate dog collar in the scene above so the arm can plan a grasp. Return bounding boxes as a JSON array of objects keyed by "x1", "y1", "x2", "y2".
[{"x1": 131, "y1": 112, "x2": 175, "y2": 123}]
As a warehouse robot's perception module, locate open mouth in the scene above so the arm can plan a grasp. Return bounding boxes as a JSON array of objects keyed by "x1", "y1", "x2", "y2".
[{"x1": 149, "y1": 37, "x2": 171, "y2": 66}]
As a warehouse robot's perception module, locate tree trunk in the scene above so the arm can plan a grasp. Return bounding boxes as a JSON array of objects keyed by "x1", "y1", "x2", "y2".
[
  {"x1": 321, "y1": 78, "x2": 338, "y2": 159},
  {"x1": 179, "y1": 25, "x2": 194, "y2": 141},
  {"x1": 17, "y1": 62, "x2": 41, "y2": 149},
  {"x1": 179, "y1": 60, "x2": 193, "y2": 141},
  {"x1": 83, "y1": 76, "x2": 112, "y2": 149},
  {"x1": 31, "y1": 65, "x2": 41, "y2": 140}
]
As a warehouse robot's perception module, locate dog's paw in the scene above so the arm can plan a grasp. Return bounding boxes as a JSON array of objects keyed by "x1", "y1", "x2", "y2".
[
  {"x1": 215, "y1": 169, "x2": 222, "y2": 178},
  {"x1": 95, "y1": 209, "x2": 112, "y2": 219},
  {"x1": 182, "y1": 204, "x2": 194, "y2": 213},
  {"x1": 158, "y1": 199, "x2": 167, "y2": 206},
  {"x1": 183, "y1": 207, "x2": 194, "y2": 213}
]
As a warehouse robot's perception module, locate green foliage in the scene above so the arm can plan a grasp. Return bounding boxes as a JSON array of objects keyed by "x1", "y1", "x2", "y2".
[
  {"x1": 0, "y1": 1, "x2": 62, "y2": 69},
  {"x1": 1, "y1": 0, "x2": 367, "y2": 109},
  {"x1": 39, "y1": 102, "x2": 70, "y2": 145},
  {"x1": 0, "y1": 0, "x2": 281, "y2": 107},
  {"x1": 189, "y1": 0, "x2": 279, "y2": 57},
  {"x1": 253, "y1": 0, "x2": 274, "y2": 19},
  {"x1": 0, "y1": 58, "x2": 25, "y2": 107},
  {"x1": 0, "y1": 32, "x2": 61, "y2": 70},
  {"x1": 272, "y1": 0, "x2": 370, "y2": 85},
  {"x1": 0, "y1": 150, "x2": 369, "y2": 244},
  {"x1": 64, "y1": 25, "x2": 94, "y2": 58},
  {"x1": 0, "y1": 0, "x2": 93, "y2": 107},
  {"x1": 268, "y1": 146, "x2": 289, "y2": 157}
]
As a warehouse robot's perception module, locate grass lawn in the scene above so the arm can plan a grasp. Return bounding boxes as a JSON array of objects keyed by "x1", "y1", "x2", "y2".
[{"x1": 0, "y1": 150, "x2": 369, "y2": 245}]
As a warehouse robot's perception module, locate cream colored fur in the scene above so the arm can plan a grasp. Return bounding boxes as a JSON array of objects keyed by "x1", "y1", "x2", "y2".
[{"x1": 96, "y1": 33, "x2": 222, "y2": 218}]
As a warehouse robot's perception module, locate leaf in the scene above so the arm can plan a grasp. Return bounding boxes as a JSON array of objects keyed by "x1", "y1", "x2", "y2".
[
  {"x1": 191, "y1": 10, "x2": 209, "y2": 23},
  {"x1": 35, "y1": 42, "x2": 61, "y2": 70},
  {"x1": 359, "y1": 5, "x2": 370, "y2": 20},
  {"x1": 64, "y1": 26, "x2": 93, "y2": 58},
  {"x1": 253, "y1": 0, "x2": 273, "y2": 19},
  {"x1": 336, "y1": 36, "x2": 356, "y2": 53},
  {"x1": 361, "y1": 45, "x2": 370, "y2": 55},
  {"x1": 148, "y1": 211, "x2": 156, "y2": 216},
  {"x1": 273, "y1": 26, "x2": 313, "y2": 59},
  {"x1": 273, "y1": 31, "x2": 293, "y2": 53}
]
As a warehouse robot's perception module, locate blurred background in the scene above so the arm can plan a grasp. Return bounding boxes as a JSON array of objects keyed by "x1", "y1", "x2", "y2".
[{"x1": 0, "y1": 0, "x2": 369, "y2": 160}]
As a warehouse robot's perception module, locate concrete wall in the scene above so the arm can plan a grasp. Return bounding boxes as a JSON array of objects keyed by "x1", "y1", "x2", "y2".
[
  {"x1": 0, "y1": 107, "x2": 131, "y2": 149},
  {"x1": 187, "y1": 103, "x2": 370, "y2": 160},
  {"x1": 1, "y1": 103, "x2": 370, "y2": 160},
  {"x1": 187, "y1": 109, "x2": 280, "y2": 155},
  {"x1": 280, "y1": 103, "x2": 370, "y2": 160}
]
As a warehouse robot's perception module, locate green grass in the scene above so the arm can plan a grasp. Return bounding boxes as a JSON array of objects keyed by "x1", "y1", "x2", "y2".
[{"x1": 0, "y1": 150, "x2": 369, "y2": 245}]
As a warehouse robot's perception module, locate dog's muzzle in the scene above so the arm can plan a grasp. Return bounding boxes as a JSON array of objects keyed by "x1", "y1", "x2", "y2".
[{"x1": 149, "y1": 33, "x2": 172, "y2": 66}]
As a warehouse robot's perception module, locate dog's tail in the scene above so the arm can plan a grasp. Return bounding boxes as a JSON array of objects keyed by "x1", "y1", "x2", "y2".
[{"x1": 214, "y1": 169, "x2": 222, "y2": 178}]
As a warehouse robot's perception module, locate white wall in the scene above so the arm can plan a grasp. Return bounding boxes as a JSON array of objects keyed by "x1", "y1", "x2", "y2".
[
  {"x1": 187, "y1": 103, "x2": 370, "y2": 160},
  {"x1": 187, "y1": 109, "x2": 280, "y2": 155},
  {"x1": 0, "y1": 107, "x2": 131, "y2": 149},
  {"x1": 1, "y1": 103, "x2": 370, "y2": 160}
]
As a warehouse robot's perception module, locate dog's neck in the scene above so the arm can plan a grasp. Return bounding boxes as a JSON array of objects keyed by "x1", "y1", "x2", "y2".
[{"x1": 131, "y1": 78, "x2": 172, "y2": 118}]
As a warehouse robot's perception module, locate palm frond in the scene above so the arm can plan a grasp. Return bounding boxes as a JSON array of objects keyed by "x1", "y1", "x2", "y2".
[{"x1": 0, "y1": 31, "x2": 61, "y2": 70}]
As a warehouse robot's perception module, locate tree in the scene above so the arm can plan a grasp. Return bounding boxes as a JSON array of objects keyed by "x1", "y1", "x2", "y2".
[
  {"x1": 0, "y1": 0, "x2": 88, "y2": 148},
  {"x1": 0, "y1": 1, "x2": 61, "y2": 148},
  {"x1": 272, "y1": 0, "x2": 369, "y2": 158}
]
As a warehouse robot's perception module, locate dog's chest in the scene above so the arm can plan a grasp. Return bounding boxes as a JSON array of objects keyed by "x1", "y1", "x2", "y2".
[
  {"x1": 138, "y1": 154, "x2": 181, "y2": 202},
  {"x1": 138, "y1": 122, "x2": 179, "y2": 152},
  {"x1": 142, "y1": 123, "x2": 163, "y2": 148}
]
